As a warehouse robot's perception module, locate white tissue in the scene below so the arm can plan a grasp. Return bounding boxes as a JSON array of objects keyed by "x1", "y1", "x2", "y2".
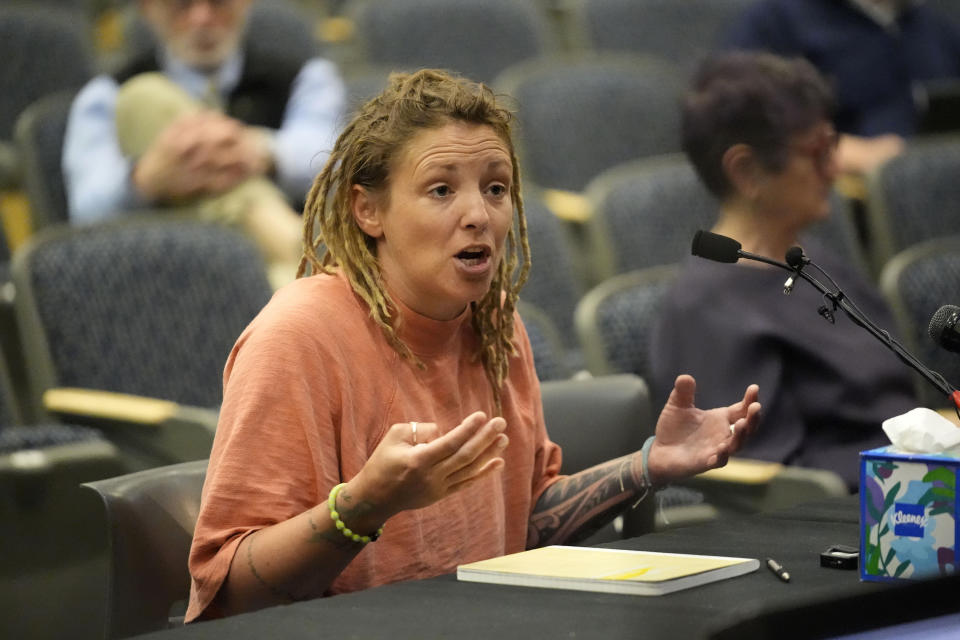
[{"x1": 882, "y1": 408, "x2": 960, "y2": 456}]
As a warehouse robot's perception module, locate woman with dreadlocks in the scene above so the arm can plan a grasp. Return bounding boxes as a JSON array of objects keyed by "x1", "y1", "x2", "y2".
[{"x1": 186, "y1": 69, "x2": 761, "y2": 621}]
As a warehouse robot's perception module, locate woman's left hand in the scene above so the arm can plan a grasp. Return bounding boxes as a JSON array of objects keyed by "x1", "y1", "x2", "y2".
[{"x1": 645, "y1": 374, "x2": 761, "y2": 485}]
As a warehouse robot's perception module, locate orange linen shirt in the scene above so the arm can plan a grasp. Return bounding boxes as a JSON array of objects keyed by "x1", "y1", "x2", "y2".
[{"x1": 186, "y1": 273, "x2": 563, "y2": 620}]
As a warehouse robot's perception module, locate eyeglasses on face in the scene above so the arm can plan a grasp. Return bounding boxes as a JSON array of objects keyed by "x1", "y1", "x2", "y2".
[
  {"x1": 162, "y1": 0, "x2": 238, "y2": 11},
  {"x1": 791, "y1": 127, "x2": 840, "y2": 173}
]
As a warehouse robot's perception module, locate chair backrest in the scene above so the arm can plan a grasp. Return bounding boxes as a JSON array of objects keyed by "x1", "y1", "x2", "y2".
[
  {"x1": 567, "y1": 0, "x2": 753, "y2": 79},
  {"x1": 12, "y1": 219, "x2": 273, "y2": 414},
  {"x1": 521, "y1": 193, "x2": 584, "y2": 350},
  {"x1": 341, "y1": 64, "x2": 392, "y2": 116},
  {"x1": 0, "y1": 7, "x2": 93, "y2": 141},
  {"x1": 879, "y1": 235, "x2": 960, "y2": 408},
  {"x1": 575, "y1": 264, "x2": 679, "y2": 379},
  {"x1": 14, "y1": 91, "x2": 74, "y2": 230},
  {"x1": 518, "y1": 300, "x2": 573, "y2": 382},
  {"x1": 539, "y1": 374, "x2": 655, "y2": 538},
  {"x1": 865, "y1": 134, "x2": 960, "y2": 275},
  {"x1": 496, "y1": 54, "x2": 685, "y2": 193},
  {"x1": 347, "y1": 0, "x2": 552, "y2": 85},
  {"x1": 586, "y1": 155, "x2": 715, "y2": 278},
  {"x1": 82, "y1": 459, "x2": 208, "y2": 639}
]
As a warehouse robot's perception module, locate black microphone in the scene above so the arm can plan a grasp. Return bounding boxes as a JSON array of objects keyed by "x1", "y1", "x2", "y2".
[
  {"x1": 783, "y1": 246, "x2": 807, "y2": 295},
  {"x1": 691, "y1": 230, "x2": 741, "y2": 263},
  {"x1": 691, "y1": 230, "x2": 788, "y2": 269},
  {"x1": 785, "y1": 246, "x2": 807, "y2": 269},
  {"x1": 929, "y1": 305, "x2": 960, "y2": 353}
]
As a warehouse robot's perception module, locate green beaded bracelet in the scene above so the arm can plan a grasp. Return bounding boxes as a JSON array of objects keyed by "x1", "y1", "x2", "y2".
[{"x1": 328, "y1": 483, "x2": 383, "y2": 544}]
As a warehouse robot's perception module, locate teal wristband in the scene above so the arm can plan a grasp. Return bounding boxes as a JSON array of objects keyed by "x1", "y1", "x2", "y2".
[{"x1": 640, "y1": 435, "x2": 655, "y2": 487}]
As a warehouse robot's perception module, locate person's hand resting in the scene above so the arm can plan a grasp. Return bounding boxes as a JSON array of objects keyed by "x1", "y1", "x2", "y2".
[
  {"x1": 836, "y1": 133, "x2": 905, "y2": 175},
  {"x1": 341, "y1": 411, "x2": 509, "y2": 532},
  {"x1": 645, "y1": 374, "x2": 761, "y2": 485},
  {"x1": 132, "y1": 110, "x2": 274, "y2": 204}
]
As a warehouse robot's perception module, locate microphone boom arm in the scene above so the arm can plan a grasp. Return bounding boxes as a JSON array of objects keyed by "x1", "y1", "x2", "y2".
[
  {"x1": 691, "y1": 230, "x2": 960, "y2": 408},
  {"x1": 794, "y1": 268, "x2": 957, "y2": 399},
  {"x1": 746, "y1": 248, "x2": 960, "y2": 404}
]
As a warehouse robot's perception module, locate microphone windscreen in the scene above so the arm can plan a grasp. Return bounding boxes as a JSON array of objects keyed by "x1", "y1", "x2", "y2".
[
  {"x1": 691, "y1": 230, "x2": 741, "y2": 263},
  {"x1": 785, "y1": 246, "x2": 806, "y2": 268},
  {"x1": 928, "y1": 305, "x2": 960, "y2": 352}
]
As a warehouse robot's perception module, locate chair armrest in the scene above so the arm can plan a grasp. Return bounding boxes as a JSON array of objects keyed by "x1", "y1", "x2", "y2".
[
  {"x1": 540, "y1": 188, "x2": 593, "y2": 223},
  {"x1": 43, "y1": 387, "x2": 218, "y2": 466},
  {"x1": 695, "y1": 457, "x2": 784, "y2": 485},
  {"x1": 686, "y1": 457, "x2": 849, "y2": 516},
  {"x1": 0, "y1": 140, "x2": 20, "y2": 189},
  {"x1": 0, "y1": 438, "x2": 119, "y2": 476}
]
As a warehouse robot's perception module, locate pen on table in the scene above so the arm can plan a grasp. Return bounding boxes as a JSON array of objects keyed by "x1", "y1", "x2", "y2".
[{"x1": 766, "y1": 557, "x2": 791, "y2": 583}]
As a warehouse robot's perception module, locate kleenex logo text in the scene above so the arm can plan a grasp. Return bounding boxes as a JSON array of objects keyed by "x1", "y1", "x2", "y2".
[{"x1": 893, "y1": 503, "x2": 927, "y2": 538}]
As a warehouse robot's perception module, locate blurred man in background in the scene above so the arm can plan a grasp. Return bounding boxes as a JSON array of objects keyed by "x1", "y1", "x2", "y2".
[{"x1": 64, "y1": 0, "x2": 346, "y2": 285}]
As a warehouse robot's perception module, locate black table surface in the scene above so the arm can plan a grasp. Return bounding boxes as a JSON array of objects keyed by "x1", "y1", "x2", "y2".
[{"x1": 137, "y1": 496, "x2": 960, "y2": 640}]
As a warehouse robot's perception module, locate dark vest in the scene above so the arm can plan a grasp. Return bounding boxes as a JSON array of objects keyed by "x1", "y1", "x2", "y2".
[{"x1": 113, "y1": 40, "x2": 307, "y2": 129}]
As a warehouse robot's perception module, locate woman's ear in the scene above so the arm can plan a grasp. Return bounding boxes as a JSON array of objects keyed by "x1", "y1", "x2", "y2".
[
  {"x1": 351, "y1": 185, "x2": 384, "y2": 239},
  {"x1": 721, "y1": 144, "x2": 762, "y2": 200}
]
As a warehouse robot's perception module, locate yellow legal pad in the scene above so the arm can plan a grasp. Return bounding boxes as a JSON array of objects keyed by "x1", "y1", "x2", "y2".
[{"x1": 457, "y1": 546, "x2": 759, "y2": 596}]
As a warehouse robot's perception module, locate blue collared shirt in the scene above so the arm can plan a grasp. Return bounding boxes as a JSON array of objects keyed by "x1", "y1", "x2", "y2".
[{"x1": 63, "y1": 49, "x2": 346, "y2": 224}]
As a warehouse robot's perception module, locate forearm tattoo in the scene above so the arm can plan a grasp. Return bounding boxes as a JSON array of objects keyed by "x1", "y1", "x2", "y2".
[
  {"x1": 527, "y1": 454, "x2": 645, "y2": 547},
  {"x1": 246, "y1": 487, "x2": 380, "y2": 604},
  {"x1": 246, "y1": 532, "x2": 299, "y2": 603}
]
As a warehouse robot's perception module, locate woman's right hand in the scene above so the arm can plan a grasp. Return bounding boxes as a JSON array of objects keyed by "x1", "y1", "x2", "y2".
[{"x1": 341, "y1": 412, "x2": 509, "y2": 530}]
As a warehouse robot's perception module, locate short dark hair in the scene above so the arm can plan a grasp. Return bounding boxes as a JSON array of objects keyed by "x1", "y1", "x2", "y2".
[{"x1": 682, "y1": 51, "x2": 835, "y2": 198}]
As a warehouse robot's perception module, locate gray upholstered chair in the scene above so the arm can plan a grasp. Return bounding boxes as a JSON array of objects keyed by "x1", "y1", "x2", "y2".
[
  {"x1": 879, "y1": 235, "x2": 960, "y2": 409},
  {"x1": 82, "y1": 459, "x2": 207, "y2": 639},
  {"x1": 576, "y1": 264, "x2": 680, "y2": 380},
  {"x1": 346, "y1": 0, "x2": 553, "y2": 85},
  {"x1": 0, "y1": 341, "x2": 124, "y2": 639},
  {"x1": 0, "y1": 7, "x2": 93, "y2": 189},
  {"x1": 864, "y1": 134, "x2": 960, "y2": 275},
  {"x1": 495, "y1": 54, "x2": 685, "y2": 195},
  {"x1": 521, "y1": 192, "x2": 585, "y2": 355},
  {"x1": 584, "y1": 155, "x2": 714, "y2": 280},
  {"x1": 518, "y1": 300, "x2": 573, "y2": 382},
  {"x1": 12, "y1": 218, "x2": 273, "y2": 466},
  {"x1": 566, "y1": 0, "x2": 754, "y2": 78},
  {"x1": 13, "y1": 91, "x2": 75, "y2": 230}
]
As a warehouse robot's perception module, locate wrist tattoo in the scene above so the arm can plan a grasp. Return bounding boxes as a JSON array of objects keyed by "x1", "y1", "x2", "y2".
[
  {"x1": 307, "y1": 511, "x2": 353, "y2": 549},
  {"x1": 337, "y1": 488, "x2": 381, "y2": 536}
]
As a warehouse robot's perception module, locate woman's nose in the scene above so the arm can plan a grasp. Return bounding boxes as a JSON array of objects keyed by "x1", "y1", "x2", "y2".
[{"x1": 461, "y1": 191, "x2": 491, "y2": 229}]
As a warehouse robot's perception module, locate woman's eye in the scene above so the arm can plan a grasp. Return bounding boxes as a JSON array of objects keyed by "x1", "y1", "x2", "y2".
[
  {"x1": 430, "y1": 185, "x2": 451, "y2": 197},
  {"x1": 488, "y1": 184, "x2": 507, "y2": 196}
]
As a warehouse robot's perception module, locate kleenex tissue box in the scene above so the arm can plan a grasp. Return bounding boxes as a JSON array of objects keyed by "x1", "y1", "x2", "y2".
[{"x1": 860, "y1": 446, "x2": 958, "y2": 582}]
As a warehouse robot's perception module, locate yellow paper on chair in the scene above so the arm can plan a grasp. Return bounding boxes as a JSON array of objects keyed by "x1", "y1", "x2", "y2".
[{"x1": 457, "y1": 546, "x2": 759, "y2": 596}]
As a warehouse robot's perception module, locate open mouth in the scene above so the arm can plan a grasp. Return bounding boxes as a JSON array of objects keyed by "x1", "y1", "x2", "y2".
[{"x1": 455, "y1": 246, "x2": 491, "y2": 266}]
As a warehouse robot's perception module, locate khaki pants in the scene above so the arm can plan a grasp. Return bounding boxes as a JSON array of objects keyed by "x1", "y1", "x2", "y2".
[{"x1": 116, "y1": 73, "x2": 301, "y2": 287}]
